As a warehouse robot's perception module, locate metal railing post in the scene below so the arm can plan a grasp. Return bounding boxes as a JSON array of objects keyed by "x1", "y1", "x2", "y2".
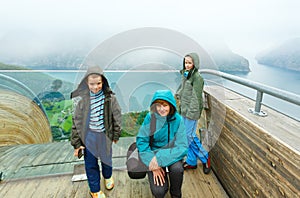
[
  {"x1": 255, "y1": 90, "x2": 263, "y2": 112},
  {"x1": 248, "y1": 90, "x2": 267, "y2": 117},
  {"x1": 200, "y1": 69, "x2": 300, "y2": 118}
]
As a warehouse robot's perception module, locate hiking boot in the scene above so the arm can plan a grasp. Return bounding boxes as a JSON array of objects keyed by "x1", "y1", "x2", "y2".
[
  {"x1": 203, "y1": 156, "x2": 211, "y2": 174},
  {"x1": 183, "y1": 162, "x2": 197, "y2": 170},
  {"x1": 104, "y1": 176, "x2": 114, "y2": 190},
  {"x1": 90, "y1": 191, "x2": 106, "y2": 198}
]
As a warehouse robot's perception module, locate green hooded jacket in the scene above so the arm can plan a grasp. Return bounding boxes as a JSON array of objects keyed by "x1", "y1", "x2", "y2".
[{"x1": 176, "y1": 53, "x2": 204, "y2": 120}]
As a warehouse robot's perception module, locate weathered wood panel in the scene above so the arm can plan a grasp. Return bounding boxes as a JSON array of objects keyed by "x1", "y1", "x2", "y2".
[{"x1": 205, "y1": 86, "x2": 300, "y2": 198}]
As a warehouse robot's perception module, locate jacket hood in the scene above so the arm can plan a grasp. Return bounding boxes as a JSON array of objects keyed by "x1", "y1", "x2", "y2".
[
  {"x1": 150, "y1": 90, "x2": 177, "y2": 110},
  {"x1": 182, "y1": 52, "x2": 200, "y2": 70},
  {"x1": 71, "y1": 66, "x2": 110, "y2": 98}
]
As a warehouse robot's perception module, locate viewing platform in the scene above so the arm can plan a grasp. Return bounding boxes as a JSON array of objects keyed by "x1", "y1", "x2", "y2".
[
  {"x1": 0, "y1": 138, "x2": 228, "y2": 198},
  {"x1": 1, "y1": 70, "x2": 299, "y2": 197}
]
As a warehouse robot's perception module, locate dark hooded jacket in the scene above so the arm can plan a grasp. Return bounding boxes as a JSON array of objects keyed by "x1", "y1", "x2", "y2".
[
  {"x1": 70, "y1": 66, "x2": 122, "y2": 149},
  {"x1": 136, "y1": 90, "x2": 188, "y2": 167},
  {"x1": 176, "y1": 53, "x2": 204, "y2": 120}
]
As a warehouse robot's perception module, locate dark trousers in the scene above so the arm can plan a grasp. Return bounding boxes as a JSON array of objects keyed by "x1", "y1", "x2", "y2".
[
  {"x1": 147, "y1": 161, "x2": 184, "y2": 198},
  {"x1": 84, "y1": 131, "x2": 112, "y2": 193}
]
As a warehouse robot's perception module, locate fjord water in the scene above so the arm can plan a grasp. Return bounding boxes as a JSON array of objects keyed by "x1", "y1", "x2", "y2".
[
  {"x1": 10, "y1": 58, "x2": 298, "y2": 121},
  {"x1": 223, "y1": 58, "x2": 300, "y2": 121}
]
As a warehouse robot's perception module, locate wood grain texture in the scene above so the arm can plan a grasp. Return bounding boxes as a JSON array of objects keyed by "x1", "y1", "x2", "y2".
[
  {"x1": 0, "y1": 90, "x2": 52, "y2": 146},
  {"x1": 205, "y1": 86, "x2": 300, "y2": 198}
]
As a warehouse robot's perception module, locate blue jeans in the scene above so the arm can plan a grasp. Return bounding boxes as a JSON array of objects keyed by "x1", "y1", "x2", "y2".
[
  {"x1": 84, "y1": 131, "x2": 112, "y2": 193},
  {"x1": 183, "y1": 117, "x2": 208, "y2": 166}
]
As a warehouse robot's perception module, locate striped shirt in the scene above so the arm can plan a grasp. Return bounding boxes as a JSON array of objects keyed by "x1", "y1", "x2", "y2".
[{"x1": 89, "y1": 90, "x2": 105, "y2": 132}]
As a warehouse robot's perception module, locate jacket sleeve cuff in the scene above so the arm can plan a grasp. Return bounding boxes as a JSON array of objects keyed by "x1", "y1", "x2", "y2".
[{"x1": 155, "y1": 153, "x2": 163, "y2": 167}]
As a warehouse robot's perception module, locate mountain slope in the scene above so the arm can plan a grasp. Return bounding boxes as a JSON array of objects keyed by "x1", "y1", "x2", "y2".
[
  {"x1": 204, "y1": 44, "x2": 250, "y2": 72},
  {"x1": 256, "y1": 38, "x2": 300, "y2": 71}
]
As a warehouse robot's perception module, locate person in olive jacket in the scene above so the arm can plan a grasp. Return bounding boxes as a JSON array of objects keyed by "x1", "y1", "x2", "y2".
[
  {"x1": 176, "y1": 53, "x2": 211, "y2": 174},
  {"x1": 71, "y1": 66, "x2": 122, "y2": 198}
]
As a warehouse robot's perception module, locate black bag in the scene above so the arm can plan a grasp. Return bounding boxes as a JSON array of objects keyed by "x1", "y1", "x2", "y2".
[
  {"x1": 126, "y1": 142, "x2": 148, "y2": 179},
  {"x1": 126, "y1": 114, "x2": 155, "y2": 179}
]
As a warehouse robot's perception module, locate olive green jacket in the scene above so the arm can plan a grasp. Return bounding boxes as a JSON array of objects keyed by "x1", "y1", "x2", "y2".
[
  {"x1": 176, "y1": 53, "x2": 204, "y2": 120},
  {"x1": 70, "y1": 66, "x2": 122, "y2": 150}
]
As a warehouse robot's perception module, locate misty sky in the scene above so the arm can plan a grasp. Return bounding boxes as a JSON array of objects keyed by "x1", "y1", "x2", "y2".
[{"x1": 0, "y1": 0, "x2": 299, "y2": 60}]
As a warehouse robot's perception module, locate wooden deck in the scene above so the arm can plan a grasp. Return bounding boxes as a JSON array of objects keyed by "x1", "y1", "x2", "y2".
[{"x1": 0, "y1": 138, "x2": 228, "y2": 198}]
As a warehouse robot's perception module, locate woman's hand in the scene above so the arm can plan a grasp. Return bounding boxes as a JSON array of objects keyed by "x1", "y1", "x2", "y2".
[
  {"x1": 152, "y1": 167, "x2": 165, "y2": 186},
  {"x1": 149, "y1": 156, "x2": 159, "y2": 171},
  {"x1": 74, "y1": 146, "x2": 85, "y2": 157}
]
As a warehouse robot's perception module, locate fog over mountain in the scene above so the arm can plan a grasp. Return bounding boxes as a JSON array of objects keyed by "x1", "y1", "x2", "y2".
[
  {"x1": 0, "y1": 30, "x2": 250, "y2": 71},
  {"x1": 256, "y1": 37, "x2": 300, "y2": 71},
  {"x1": 204, "y1": 43, "x2": 250, "y2": 72},
  {"x1": 0, "y1": 31, "x2": 101, "y2": 69},
  {"x1": 0, "y1": 0, "x2": 299, "y2": 71}
]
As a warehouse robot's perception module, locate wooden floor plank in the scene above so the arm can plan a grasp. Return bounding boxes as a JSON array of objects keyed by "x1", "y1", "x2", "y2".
[
  {"x1": 0, "y1": 139, "x2": 228, "y2": 198},
  {"x1": 0, "y1": 170, "x2": 228, "y2": 198}
]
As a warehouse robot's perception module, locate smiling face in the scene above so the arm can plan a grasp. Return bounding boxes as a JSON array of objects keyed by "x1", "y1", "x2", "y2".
[
  {"x1": 155, "y1": 101, "x2": 170, "y2": 117},
  {"x1": 184, "y1": 56, "x2": 194, "y2": 71},
  {"x1": 87, "y1": 74, "x2": 103, "y2": 94}
]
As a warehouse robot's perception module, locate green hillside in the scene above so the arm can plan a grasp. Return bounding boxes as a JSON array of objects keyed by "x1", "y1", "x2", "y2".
[
  {"x1": 0, "y1": 62, "x2": 29, "y2": 70},
  {"x1": 0, "y1": 62, "x2": 73, "y2": 141}
]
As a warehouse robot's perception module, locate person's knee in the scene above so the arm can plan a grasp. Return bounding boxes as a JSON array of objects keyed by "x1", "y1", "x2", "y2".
[
  {"x1": 151, "y1": 187, "x2": 167, "y2": 198},
  {"x1": 170, "y1": 161, "x2": 184, "y2": 173}
]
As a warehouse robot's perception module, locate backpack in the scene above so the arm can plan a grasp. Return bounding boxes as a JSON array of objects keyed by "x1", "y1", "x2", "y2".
[
  {"x1": 126, "y1": 142, "x2": 149, "y2": 179},
  {"x1": 126, "y1": 114, "x2": 155, "y2": 179}
]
